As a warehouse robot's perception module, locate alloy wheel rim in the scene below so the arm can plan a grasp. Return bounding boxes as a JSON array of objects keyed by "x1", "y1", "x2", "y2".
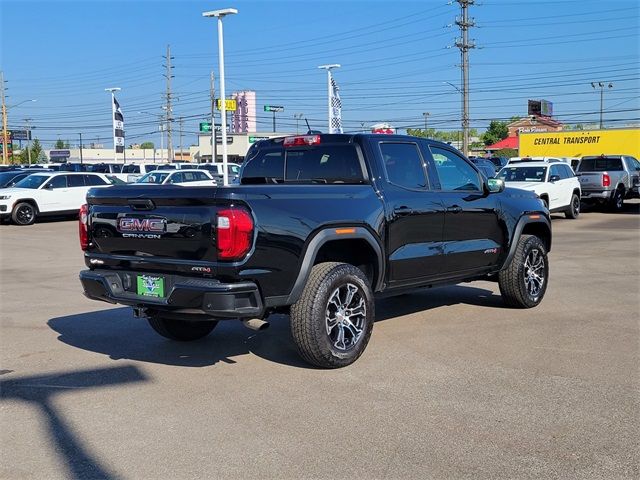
[
  {"x1": 325, "y1": 283, "x2": 366, "y2": 351},
  {"x1": 573, "y1": 197, "x2": 580, "y2": 215},
  {"x1": 17, "y1": 206, "x2": 34, "y2": 224},
  {"x1": 524, "y1": 248, "x2": 545, "y2": 298}
]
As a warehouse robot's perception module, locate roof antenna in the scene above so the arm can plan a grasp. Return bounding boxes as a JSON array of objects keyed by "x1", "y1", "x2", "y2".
[{"x1": 305, "y1": 118, "x2": 322, "y2": 135}]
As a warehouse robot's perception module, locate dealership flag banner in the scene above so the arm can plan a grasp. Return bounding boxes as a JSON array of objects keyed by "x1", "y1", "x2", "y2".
[
  {"x1": 329, "y1": 74, "x2": 343, "y2": 134},
  {"x1": 113, "y1": 96, "x2": 125, "y2": 153}
]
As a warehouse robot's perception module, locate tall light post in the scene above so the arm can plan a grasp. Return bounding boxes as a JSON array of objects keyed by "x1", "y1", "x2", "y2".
[
  {"x1": 591, "y1": 82, "x2": 613, "y2": 129},
  {"x1": 78, "y1": 132, "x2": 84, "y2": 165},
  {"x1": 105, "y1": 87, "x2": 121, "y2": 162},
  {"x1": 318, "y1": 64, "x2": 340, "y2": 132},
  {"x1": 203, "y1": 7, "x2": 238, "y2": 187},
  {"x1": 444, "y1": 81, "x2": 463, "y2": 150},
  {"x1": 422, "y1": 112, "x2": 430, "y2": 132},
  {"x1": 24, "y1": 118, "x2": 33, "y2": 164}
]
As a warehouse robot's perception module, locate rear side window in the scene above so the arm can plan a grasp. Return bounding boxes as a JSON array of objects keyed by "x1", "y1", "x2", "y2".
[
  {"x1": 578, "y1": 157, "x2": 623, "y2": 172},
  {"x1": 67, "y1": 175, "x2": 86, "y2": 187},
  {"x1": 122, "y1": 165, "x2": 140, "y2": 174},
  {"x1": 379, "y1": 142, "x2": 428, "y2": 189},
  {"x1": 84, "y1": 174, "x2": 108, "y2": 186}
]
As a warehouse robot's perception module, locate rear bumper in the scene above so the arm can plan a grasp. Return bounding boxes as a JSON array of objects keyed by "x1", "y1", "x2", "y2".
[
  {"x1": 79, "y1": 269, "x2": 264, "y2": 319},
  {"x1": 581, "y1": 190, "x2": 613, "y2": 201}
]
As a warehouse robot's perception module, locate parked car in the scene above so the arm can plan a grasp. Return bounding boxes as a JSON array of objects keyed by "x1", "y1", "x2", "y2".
[
  {"x1": 470, "y1": 158, "x2": 497, "y2": 178},
  {"x1": 155, "y1": 162, "x2": 194, "y2": 171},
  {"x1": 0, "y1": 170, "x2": 50, "y2": 188},
  {"x1": 80, "y1": 133, "x2": 551, "y2": 368},
  {"x1": 485, "y1": 156, "x2": 509, "y2": 172},
  {"x1": 0, "y1": 172, "x2": 115, "y2": 225},
  {"x1": 508, "y1": 156, "x2": 564, "y2": 164},
  {"x1": 497, "y1": 161, "x2": 581, "y2": 218},
  {"x1": 121, "y1": 163, "x2": 161, "y2": 182},
  {"x1": 86, "y1": 163, "x2": 129, "y2": 182},
  {"x1": 197, "y1": 162, "x2": 241, "y2": 183},
  {"x1": 577, "y1": 155, "x2": 640, "y2": 211},
  {"x1": 58, "y1": 163, "x2": 90, "y2": 172},
  {"x1": 135, "y1": 169, "x2": 217, "y2": 186}
]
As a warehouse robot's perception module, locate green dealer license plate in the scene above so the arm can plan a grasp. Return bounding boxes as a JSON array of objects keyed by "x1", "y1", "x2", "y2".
[{"x1": 137, "y1": 275, "x2": 165, "y2": 298}]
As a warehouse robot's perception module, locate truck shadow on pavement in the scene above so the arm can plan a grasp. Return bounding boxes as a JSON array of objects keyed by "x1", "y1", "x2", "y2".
[
  {"x1": 48, "y1": 285, "x2": 502, "y2": 369},
  {"x1": 0, "y1": 365, "x2": 147, "y2": 480}
]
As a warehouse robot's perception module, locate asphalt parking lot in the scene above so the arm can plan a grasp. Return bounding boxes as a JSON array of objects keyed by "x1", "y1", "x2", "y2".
[{"x1": 1, "y1": 203, "x2": 638, "y2": 479}]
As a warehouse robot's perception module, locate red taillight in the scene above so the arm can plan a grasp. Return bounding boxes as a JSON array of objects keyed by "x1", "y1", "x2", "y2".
[
  {"x1": 283, "y1": 135, "x2": 321, "y2": 147},
  {"x1": 602, "y1": 173, "x2": 611, "y2": 187},
  {"x1": 216, "y1": 207, "x2": 254, "y2": 260},
  {"x1": 79, "y1": 204, "x2": 89, "y2": 251}
]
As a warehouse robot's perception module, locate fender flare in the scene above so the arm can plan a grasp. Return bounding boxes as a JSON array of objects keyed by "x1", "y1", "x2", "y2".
[
  {"x1": 285, "y1": 226, "x2": 385, "y2": 305},
  {"x1": 501, "y1": 215, "x2": 551, "y2": 271}
]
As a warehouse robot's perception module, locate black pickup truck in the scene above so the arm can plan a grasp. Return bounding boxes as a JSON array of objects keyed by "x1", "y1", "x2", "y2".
[{"x1": 79, "y1": 134, "x2": 551, "y2": 368}]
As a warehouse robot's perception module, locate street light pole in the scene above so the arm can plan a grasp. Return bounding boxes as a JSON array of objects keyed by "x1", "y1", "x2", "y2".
[
  {"x1": 422, "y1": 112, "x2": 430, "y2": 132},
  {"x1": 318, "y1": 64, "x2": 340, "y2": 132},
  {"x1": 294, "y1": 113, "x2": 304, "y2": 134},
  {"x1": 203, "y1": 7, "x2": 238, "y2": 186},
  {"x1": 78, "y1": 132, "x2": 83, "y2": 165},
  {"x1": 591, "y1": 82, "x2": 613, "y2": 129}
]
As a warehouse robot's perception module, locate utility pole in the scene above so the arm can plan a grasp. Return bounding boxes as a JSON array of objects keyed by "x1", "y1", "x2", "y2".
[
  {"x1": 178, "y1": 117, "x2": 184, "y2": 161},
  {"x1": 422, "y1": 112, "x2": 430, "y2": 132},
  {"x1": 1, "y1": 72, "x2": 8, "y2": 165},
  {"x1": 455, "y1": 0, "x2": 476, "y2": 156},
  {"x1": 163, "y1": 45, "x2": 175, "y2": 162},
  {"x1": 24, "y1": 118, "x2": 33, "y2": 164},
  {"x1": 591, "y1": 82, "x2": 613, "y2": 129},
  {"x1": 210, "y1": 71, "x2": 217, "y2": 163},
  {"x1": 78, "y1": 132, "x2": 83, "y2": 165}
]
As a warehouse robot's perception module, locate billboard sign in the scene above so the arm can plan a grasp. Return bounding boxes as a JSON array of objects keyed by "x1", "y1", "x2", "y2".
[
  {"x1": 528, "y1": 99, "x2": 553, "y2": 117},
  {"x1": 49, "y1": 149, "x2": 71, "y2": 158},
  {"x1": 10, "y1": 130, "x2": 31, "y2": 141},
  {"x1": 216, "y1": 99, "x2": 237, "y2": 111}
]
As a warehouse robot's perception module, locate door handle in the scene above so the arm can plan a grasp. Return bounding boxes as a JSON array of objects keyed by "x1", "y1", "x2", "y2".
[
  {"x1": 446, "y1": 205, "x2": 462, "y2": 214},
  {"x1": 393, "y1": 206, "x2": 415, "y2": 216}
]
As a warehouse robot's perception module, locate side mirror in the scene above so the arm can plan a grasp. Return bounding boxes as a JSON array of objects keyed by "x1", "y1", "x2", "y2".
[
  {"x1": 549, "y1": 175, "x2": 560, "y2": 182},
  {"x1": 45, "y1": 183, "x2": 54, "y2": 189},
  {"x1": 486, "y1": 178, "x2": 505, "y2": 193}
]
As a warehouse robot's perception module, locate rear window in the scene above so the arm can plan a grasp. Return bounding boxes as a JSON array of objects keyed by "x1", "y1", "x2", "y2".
[
  {"x1": 498, "y1": 166, "x2": 547, "y2": 182},
  {"x1": 241, "y1": 145, "x2": 365, "y2": 184},
  {"x1": 578, "y1": 157, "x2": 623, "y2": 172}
]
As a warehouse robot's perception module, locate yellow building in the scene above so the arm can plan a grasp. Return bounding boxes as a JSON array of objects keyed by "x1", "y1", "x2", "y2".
[{"x1": 519, "y1": 128, "x2": 640, "y2": 158}]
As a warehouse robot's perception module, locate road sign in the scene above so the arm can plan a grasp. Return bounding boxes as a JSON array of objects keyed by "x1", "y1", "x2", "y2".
[
  {"x1": 264, "y1": 105, "x2": 284, "y2": 112},
  {"x1": 10, "y1": 130, "x2": 31, "y2": 141},
  {"x1": 249, "y1": 136, "x2": 270, "y2": 144},
  {"x1": 214, "y1": 135, "x2": 234, "y2": 144},
  {"x1": 199, "y1": 122, "x2": 212, "y2": 132},
  {"x1": 216, "y1": 99, "x2": 237, "y2": 111}
]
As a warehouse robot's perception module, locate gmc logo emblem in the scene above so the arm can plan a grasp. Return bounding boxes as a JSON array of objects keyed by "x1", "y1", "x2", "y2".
[{"x1": 117, "y1": 217, "x2": 166, "y2": 233}]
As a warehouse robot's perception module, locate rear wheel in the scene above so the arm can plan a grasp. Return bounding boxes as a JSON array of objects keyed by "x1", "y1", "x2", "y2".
[
  {"x1": 147, "y1": 315, "x2": 218, "y2": 341},
  {"x1": 499, "y1": 235, "x2": 548, "y2": 308},
  {"x1": 290, "y1": 262, "x2": 375, "y2": 368},
  {"x1": 565, "y1": 194, "x2": 580, "y2": 219},
  {"x1": 540, "y1": 197, "x2": 549, "y2": 210},
  {"x1": 11, "y1": 202, "x2": 37, "y2": 225},
  {"x1": 609, "y1": 188, "x2": 624, "y2": 212}
]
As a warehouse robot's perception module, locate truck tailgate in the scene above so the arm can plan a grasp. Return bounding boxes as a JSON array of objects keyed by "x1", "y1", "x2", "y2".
[
  {"x1": 578, "y1": 172, "x2": 606, "y2": 189},
  {"x1": 86, "y1": 185, "x2": 222, "y2": 262}
]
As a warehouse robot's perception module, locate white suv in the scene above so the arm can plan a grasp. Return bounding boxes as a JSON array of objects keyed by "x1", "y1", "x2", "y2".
[
  {"x1": 0, "y1": 172, "x2": 114, "y2": 225},
  {"x1": 497, "y1": 162, "x2": 581, "y2": 219}
]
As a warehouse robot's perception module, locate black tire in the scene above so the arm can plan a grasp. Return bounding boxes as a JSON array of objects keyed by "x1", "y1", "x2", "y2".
[
  {"x1": 609, "y1": 188, "x2": 624, "y2": 212},
  {"x1": 498, "y1": 235, "x2": 549, "y2": 309},
  {"x1": 565, "y1": 193, "x2": 580, "y2": 219},
  {"x1": 290, "y1": 262, "x2": 375, "y2": 368},
  {"x1": 147, "y1": 315, "x2": 218, "y2": 341},
  {"x1": 11, "y1": 202, "x2": 37, "y2": 225}
]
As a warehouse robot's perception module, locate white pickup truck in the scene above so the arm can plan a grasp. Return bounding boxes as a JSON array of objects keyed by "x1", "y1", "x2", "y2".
[{"x1": 577, "y1": 155, "x2": 640, "y2": 211}]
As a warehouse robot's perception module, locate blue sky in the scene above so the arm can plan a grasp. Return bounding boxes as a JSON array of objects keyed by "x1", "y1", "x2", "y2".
[{"x1": 1, "y1": 0, "x2": 639, "y2": 148}]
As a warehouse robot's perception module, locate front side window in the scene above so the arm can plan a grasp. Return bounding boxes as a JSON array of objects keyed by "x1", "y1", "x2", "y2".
[
  {"x1": 45, "y1": 175, "x2": 68, "y2": 189},
  {"x1": 14, "y1": 175, "x2": 50, "y2": 189},
  {"x1": 168, "y1": 172, "x2": 184, "y2": 184},
  {"x1": 430, "y1": 146, "x2": 481, "y2": 191},
  {"x1": 138, "y1": 172, "x2": 169, "y2": 184},
  {"x1": 379, "y1": 142, "x2": 428, "y2": 190}
]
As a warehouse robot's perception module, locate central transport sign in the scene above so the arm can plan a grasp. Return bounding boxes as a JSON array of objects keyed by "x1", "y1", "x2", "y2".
[
  {"x1": 264, "y1": 105, "x2": 284, "y2": 113},
  {"x1": 216, "y1": 99, "x2": 237, "y2": 111}
]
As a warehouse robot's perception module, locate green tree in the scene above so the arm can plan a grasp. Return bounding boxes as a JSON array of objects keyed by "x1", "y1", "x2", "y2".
[
  {"x1": 495, "y1": 148, "x2": 518, "y2": 158},
  {"x1": 30, "y1": 138, "x2": 44, "y2": 164},
  {"x1": 54, "y1": 139, "x2": 70, "y2": 149},
  {"x1": 481, "y1": 120, "x2": 509, "y2": 146},
  {"x1": 140, "y1": 141, "x2": 155, "y2": 149}
]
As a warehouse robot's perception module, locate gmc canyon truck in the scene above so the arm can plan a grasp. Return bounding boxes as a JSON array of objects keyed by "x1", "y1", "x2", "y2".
[{"x1": 79, "y1": 134, "x2": 551, "y2": 368}]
